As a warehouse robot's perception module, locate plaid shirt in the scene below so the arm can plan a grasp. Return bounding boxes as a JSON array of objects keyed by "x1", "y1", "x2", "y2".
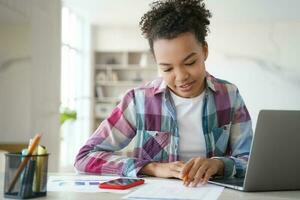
[{"x1": 75, "y1": 72, "x2": 253, "y2": 178}]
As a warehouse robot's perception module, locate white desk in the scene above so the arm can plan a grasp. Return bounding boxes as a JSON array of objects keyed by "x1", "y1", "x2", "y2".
[{"x1": 1, "y1": 173, "x2": 300, "y2": 200}]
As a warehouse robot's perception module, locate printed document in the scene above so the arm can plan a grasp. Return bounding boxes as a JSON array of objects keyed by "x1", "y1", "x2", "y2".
[
  {"x1": 124, "y1": 179, "x2": 224, "y2": 200},
  {"x1": 48, "y1": 174, "x2": 131, "y2": 193}
]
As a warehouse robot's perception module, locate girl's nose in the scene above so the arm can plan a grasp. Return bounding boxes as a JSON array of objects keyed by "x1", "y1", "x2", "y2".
[{"x1": 175, "y1": 67, "x2": 189, "y2": 82}]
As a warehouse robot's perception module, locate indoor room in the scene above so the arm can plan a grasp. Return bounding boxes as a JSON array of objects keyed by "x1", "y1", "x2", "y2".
[{"x1": 0, "y1": 0, "x2": 300, "y2": 199}]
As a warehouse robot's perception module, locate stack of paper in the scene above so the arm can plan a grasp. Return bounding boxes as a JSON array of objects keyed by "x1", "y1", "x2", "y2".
[{"x1": 123, "y1": 179, "x2": 224, "y2": 200}]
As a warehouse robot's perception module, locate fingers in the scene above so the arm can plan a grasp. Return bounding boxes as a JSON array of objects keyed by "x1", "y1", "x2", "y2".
[
  {"x1": 182, "y1": 158, "x2": 205, "y2": 186},
  {"x1": 175, "y1": 161, "x2": 185, "y2": 168},
  {"x1": 187, "y1": 158, "x2": 204, "y2": 180},
  {"x1": 181, "y1": 159, "x2": 194, "y2": 178},
  {"x1": 184, "y1": 160, "x2": 203, "y2": 186},
  {"x1": 202, "y1": 168, "x2": 215, "y2": 184},
  {"x1": 169, "y1": 161, "x2": 184, "y2": 171},
  {"x1": 182, "y1": 158, "x2": 219, "y2": 187},
  {"x1": 192, "y1": 164, "x2": 208, "y2": 187},
  {"x1": 171, "y1": 170, "x2": 182, "y2": 179},
  {"x1": 169, "y1": 161, "x2": 186, "y2": 179}
]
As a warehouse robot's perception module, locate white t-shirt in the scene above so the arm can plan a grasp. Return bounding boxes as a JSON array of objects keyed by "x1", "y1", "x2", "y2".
[{"x1": 170, "y1": 90, "x2": 206, "y2": 162}]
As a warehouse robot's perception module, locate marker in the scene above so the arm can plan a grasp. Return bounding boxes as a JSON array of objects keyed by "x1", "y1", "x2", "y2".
[{"x1": 33, "y1": 145, "x2": 47, "y2": 192}]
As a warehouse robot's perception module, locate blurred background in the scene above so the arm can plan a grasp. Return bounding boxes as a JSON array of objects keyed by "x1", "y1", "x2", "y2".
[{"x1": 0, "y1": 0, "x2": 299, "y2": 172}]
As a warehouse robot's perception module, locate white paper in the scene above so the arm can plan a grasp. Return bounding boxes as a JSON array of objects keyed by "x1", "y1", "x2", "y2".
[
  {"x1": 47, "y1": 175, "x2": 131, "y2": 193},
  {"x1": 123, "y1": 179, "x2": 224, "y2": 200}
]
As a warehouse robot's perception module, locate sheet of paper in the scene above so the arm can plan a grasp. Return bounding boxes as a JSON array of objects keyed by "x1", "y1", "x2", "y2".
[
  {"x1": 47, "y1": 175, "x2": 131, "y2": 193},
  {"x1": 123, "y1": 179, "x2": 224, "y2": 200}
]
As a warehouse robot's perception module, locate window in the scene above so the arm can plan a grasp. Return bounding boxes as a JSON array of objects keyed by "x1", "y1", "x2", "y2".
[
  {"x1": 61, "y1": 6, "x2": 83, "y2": 109},
  {"x1": 60, "y1": 6, "x2": 91, "y2": 171}
]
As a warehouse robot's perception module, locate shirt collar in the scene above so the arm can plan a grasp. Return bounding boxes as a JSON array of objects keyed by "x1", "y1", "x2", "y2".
[{"x1": 205, "y1": 72, "x2": 217, "y2": 92}]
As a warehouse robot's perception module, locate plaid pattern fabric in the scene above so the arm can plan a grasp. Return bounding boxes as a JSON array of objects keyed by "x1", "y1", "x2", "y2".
[{"x1": 74, "y1": 72, "x2": 253, "y2": 178}]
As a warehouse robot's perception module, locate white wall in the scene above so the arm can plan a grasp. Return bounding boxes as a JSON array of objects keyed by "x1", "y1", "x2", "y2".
[
  {"x1": 206, "y1": 21, "x2": 300, "y2": 128},
  {"x1": 93, "y1": 25, "x2": 148, "y2": 51},
  {"x1": 30, "y1": 0, "x2": 61, "y2": 172},
  {"x1": 0, "y1": 25, "x2": 32, "y2": 142},
  {"x1": 0, "y1": 0, "x2": 61, "y2": 171}
]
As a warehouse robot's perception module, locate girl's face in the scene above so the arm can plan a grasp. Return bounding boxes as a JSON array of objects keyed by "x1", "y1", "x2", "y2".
[{"x1": 153, "y1": 32, "x2": 208, "y2": 98}]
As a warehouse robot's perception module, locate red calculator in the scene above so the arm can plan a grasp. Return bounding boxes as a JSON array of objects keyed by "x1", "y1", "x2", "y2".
[{"x1": 99, "y1": 178, "x2": 145, "y2": 190}]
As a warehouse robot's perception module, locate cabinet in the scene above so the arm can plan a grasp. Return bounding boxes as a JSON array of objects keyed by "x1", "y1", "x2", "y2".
[{"x1": 94, "y1": 51, "x2": 157, "y2": 129}]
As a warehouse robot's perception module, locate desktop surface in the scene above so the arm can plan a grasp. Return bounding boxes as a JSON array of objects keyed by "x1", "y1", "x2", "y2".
[{"x1": 1, "y1": 173, "x2": 300, "y2": 200}]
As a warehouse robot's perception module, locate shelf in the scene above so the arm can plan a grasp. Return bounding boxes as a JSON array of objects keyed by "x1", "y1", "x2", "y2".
[
  {"x1": 95, "y1": 64, "x2": 157, "y2": 70},
  {"x1": 96, "y1": 80, "x2": 143, "y2": 86},
  {"x1": 96, "y1": 97, "x2": 120, "y2": 103},
  {"x1": 95, "y1": 102, "x2": 116, "y2": 119},
  {"x1": 93, "y1": 50, "x2": 157, "y2": 128}
]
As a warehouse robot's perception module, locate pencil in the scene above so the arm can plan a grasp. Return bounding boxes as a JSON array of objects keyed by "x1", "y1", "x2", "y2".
[
  {"x1": 8, "y1": 134, "x2": 42, "y2": 193},
  {"x1": 183, "y1": 174, "x2": 188, "y2": 184}
]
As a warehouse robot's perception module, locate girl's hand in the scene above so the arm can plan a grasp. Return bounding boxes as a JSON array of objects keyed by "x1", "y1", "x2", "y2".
[
  {"x1": 139, "y1": 161, "x2": 185, "y2": 179},
  {"x1": 180, "y1": 157, "x2": 224, "y2": 187}
]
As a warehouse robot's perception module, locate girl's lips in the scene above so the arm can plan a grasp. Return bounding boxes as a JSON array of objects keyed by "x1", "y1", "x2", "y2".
[{"x1": 178, "y1": 81, "x2": 195, "y2": 92}]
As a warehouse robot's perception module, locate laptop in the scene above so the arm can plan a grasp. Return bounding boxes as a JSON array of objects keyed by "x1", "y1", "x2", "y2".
[{"x1": 209, "y1": 110, "x2": 300, "y2": 192}]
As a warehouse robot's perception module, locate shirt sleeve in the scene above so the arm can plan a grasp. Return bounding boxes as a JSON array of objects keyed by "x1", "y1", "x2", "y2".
[
  {"x1": 74, "y1": 90, "x2": 151, "y2": 177},
  {"x1": 214, "y1": 88, "x2": 253, "y2": 178}
]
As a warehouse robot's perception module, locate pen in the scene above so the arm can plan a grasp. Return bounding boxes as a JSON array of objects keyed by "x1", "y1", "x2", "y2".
[
  {"x1": 183, "y1": 174, "x2": 188, "y2": 185},
  {"x1": 8, "y1": 133, "x2": 42, "y2": 193}
]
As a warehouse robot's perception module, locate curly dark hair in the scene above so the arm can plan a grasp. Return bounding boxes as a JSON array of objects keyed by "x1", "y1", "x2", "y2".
[{"x1": 140, "y1": 0, "x2": 212, "y2": 52}]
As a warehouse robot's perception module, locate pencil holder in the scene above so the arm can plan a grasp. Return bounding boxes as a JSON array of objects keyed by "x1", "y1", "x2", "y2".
[{"x1": 4, "y1": 153, "x2": 49, "y2": 199}]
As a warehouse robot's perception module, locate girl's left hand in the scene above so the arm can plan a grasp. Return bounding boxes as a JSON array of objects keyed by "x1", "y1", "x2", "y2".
[{"x1": 180, "y1": 157, "x2": 224, "y2": 187}]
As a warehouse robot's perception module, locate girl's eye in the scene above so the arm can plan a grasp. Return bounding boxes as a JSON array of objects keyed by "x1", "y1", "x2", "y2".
[
  {"x1": 163, "y1": 68, "x2": 172, "y2": 72},
  {"x1": 185, "y1": 60, "x2": 196, "y2": 66}
]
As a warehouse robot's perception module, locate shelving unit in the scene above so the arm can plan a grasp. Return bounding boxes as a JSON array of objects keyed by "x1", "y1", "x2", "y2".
[{"x1": 94, "y1": 51, "x2": 157, "y2": 129}]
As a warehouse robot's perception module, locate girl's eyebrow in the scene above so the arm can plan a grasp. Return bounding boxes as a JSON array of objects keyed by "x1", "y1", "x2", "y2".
[{"x1": 158, "y1": 52, "x2": 197, "y2": 66}]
